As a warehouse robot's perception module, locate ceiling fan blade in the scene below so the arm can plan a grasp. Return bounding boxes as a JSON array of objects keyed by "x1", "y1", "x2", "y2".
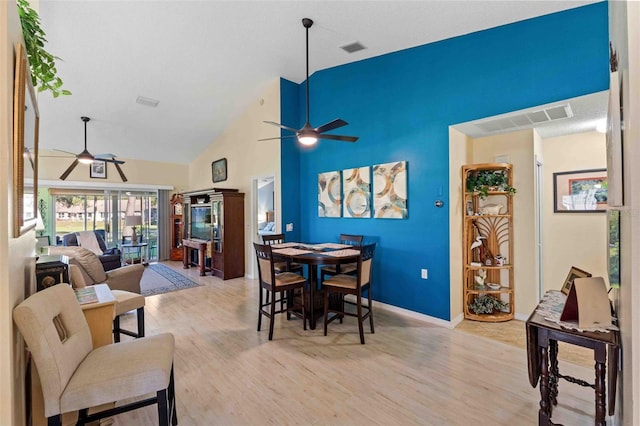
[
  {"x1": 263, "y1": 121, "x2": 299, "y2": 133},
  {"x1": 315, "y1": 119, "x2": 348, "y2": 134},
  {"x1": 94, "y1": 153, "x2": 117, "y2": 159},
  {"x1": 258, "y1": 135, "x2": 298, "y2": 141},
  {"x1": 102, "y1": 158, "x2": 125, "y2": 165},
  {"x1": 59, "y1": 159, "x2": 79, "y2": 180},
  {"x1": 114, "y1": 163, "x2": 128, "y2": 182},
  {"x1": 318, "y1": 134, "x2": 358, "y2": 143},
  {"x1": 53, "y1": 148, "x2": 78, "y2": 156}
]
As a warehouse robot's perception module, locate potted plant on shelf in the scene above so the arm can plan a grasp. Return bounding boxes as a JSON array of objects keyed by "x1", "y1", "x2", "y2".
[
  {"x1": 468, "y1": 294, "x2": 509, "y2": 315},
  {"x1": 466, "y1": 169, "x2": 516, "y2": 199}
]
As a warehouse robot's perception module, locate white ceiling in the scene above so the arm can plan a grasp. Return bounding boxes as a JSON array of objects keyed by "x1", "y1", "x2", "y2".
[{"x1": 36, "y1": 0, "x2": 599, "y2": 164}]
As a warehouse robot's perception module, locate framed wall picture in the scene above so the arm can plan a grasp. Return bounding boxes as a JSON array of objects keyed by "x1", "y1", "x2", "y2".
[
  {"x1": 212, "y1": 158, "x2": 227, "y2": 183},
  {"x1": 90, "y1": 160, "x2": 107, "y2": 179},
  {"x1": 553, "y1": 169, "x2": 607, "y2": 213},
  {"x1": 13, "y1": 43, "x2": 39, "y2": 237},
  {"x1": 561, "y1": 266, "x2": 592, "y2": 295}
]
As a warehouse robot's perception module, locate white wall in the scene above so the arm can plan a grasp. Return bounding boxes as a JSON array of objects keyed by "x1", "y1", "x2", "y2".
[
  {"x1": 188, "y1": 79, "x2": 281, "y2": 277},
  {"x1": 471, "y1": 129, "x2": 538, "y2": 317},
  {"x1": 541, "y1": 131, "x2": 607, "y2": 292},
  {"x1": 1, "y1": 1, "x2": 35, "y2": 424},
  {"x1": 39, "y1": 152, "x2": 189, "y2": 189}
]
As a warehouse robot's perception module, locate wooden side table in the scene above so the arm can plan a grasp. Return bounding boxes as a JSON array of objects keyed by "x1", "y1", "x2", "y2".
[{"x1": 526, "y1": 304, "x2": 619, "y2": 425}]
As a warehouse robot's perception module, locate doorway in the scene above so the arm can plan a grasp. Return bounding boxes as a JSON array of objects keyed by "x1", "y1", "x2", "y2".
[{"x1": 249, "y1": 175, "x2": 276, "y2": 278}]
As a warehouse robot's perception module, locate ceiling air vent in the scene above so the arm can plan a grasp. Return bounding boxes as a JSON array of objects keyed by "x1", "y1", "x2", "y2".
[
  {"x1": 340, "y1": 41, "x2": 366, "y2": 54},
  {"x1": 474, "y1": 104, "x2": 573, "y2": 134},
  {"x1": 136, "y1": 96, "x2": 160, "y2": 108}
]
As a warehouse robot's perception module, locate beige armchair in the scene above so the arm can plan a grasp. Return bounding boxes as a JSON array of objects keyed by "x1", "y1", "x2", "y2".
[
  {"x1": 13, "y1": 284, "x2": 177, "y2": 425},
  {"x1": 48, "y1": 246, "x2": 143, "y2": 293},
  {"x1": 48, "y1": 246, "x2": 146, "y2": 341}
]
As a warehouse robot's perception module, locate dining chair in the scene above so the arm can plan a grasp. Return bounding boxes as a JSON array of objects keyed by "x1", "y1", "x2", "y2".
[
  {"x1": 322, "y1": 243, "x2": 376, "y2": 344},
  {"x1": 320, "y1": 234, "x2": 364, "y2": 282},
  {"x1": 254, "y1": 243, "x2": 306, "y2": 340},
  {"x1": 13, "y1": 284, "x2": 177, "y2": 425},
  {"x1": 261, "y1": 233, "x2": 303, "y2": 274}
]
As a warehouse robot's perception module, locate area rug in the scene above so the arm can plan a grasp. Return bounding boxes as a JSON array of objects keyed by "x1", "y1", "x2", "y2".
[{"x1": 140, "y1": 263, "x2": 202, "y2": 296}]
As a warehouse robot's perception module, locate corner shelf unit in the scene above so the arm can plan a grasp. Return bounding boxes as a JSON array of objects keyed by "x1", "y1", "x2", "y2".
[{"x1": 462, "y1": 163, "x2": 514, "y2": 322}]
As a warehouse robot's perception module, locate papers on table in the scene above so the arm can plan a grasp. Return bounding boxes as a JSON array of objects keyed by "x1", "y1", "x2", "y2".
[
  {"x1": 270, "y1": 242, "x2": 300, "y2": 249},
  {"x1": 322, "y1": 249, "x2": 361, "y2": 257},
  {"x1": 272, "y1": 248, "x2": 313, "y2": 256},
  {"x1": 75, "y1": 287, "x2": 99, "y2": 305},
  {"x1": 536, "y1": 290, "x2": 618, "y2": 333},
  {"x1": 314, "y1": 243, "x2": 352, "y2": 249}
]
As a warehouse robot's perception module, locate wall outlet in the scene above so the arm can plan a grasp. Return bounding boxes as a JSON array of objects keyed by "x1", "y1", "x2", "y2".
[
  {"x1": 286, "y1": 223, "x2": 293, "y2": 232},
  {"x1": 421, "y1": 269, "x2": 428, "y2": 279}
]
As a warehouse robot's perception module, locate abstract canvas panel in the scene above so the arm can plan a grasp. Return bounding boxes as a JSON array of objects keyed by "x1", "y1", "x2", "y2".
[
  {"x1": 318, "y1": 171, "x2": 342, "y2": 217},
  {"x1": 373, "y1": 161, "x2": 408, "y2": 219},
  {"x1": 343, "y1": 166, "x2": 371, "y2": 218}
]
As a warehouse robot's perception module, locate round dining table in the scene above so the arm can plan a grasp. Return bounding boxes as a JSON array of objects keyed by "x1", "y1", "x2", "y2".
[{"x1": 271, "y1": 245, "x2": 359, "y2": 330}]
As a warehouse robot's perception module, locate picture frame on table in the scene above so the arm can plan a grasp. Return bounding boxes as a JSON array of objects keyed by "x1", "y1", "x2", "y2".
[
  {"x1": 553, "y1": 169, "x2": 607, "y2": 213},
  {"x1": 90, "y1": 160, "x2": 107, "y2": 179},
  {"x1": 212, "y1": 158, "x2": 227, "y2": 183},
  {"x1": 561, "y1": 266, "x2": 592, "y2": 295},
  {"x1": 13, "y1": 42, "x2": 39, "y2": 237}
]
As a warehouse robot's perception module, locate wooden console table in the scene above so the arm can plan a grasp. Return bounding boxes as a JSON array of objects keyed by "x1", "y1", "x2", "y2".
[
  {"x1": 182, "y1": 238, "x2": 210, "y2": 276},
  {"x1": 526, "y1": 302, "x2": 619, "y2": 425}
]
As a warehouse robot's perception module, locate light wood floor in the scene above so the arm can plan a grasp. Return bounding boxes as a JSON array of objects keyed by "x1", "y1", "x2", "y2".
[{"x1": 111, "y1": 261, "x2": 602, "y2": 425}]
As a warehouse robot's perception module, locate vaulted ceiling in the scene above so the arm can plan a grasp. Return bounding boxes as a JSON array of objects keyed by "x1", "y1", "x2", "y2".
[{"x1": 36, "y1": 1, "x2": 599, "y2": 164}]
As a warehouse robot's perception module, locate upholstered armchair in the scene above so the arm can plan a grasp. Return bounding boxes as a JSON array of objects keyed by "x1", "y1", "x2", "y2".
[
  {"x1": 61, "y1": 230, "x2": 121, "y2": 271},
  {"x1": 48, "y1": 246, "x2": 143, "y2": 294}
]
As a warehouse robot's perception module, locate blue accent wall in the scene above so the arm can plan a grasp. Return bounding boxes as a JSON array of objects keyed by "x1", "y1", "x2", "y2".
[
  {"x1": 280, "y1": 78, "x2": 302, "y2": 242},
  {"x1": 280, "y1": 3, "x2": 608, "y2": 320}
]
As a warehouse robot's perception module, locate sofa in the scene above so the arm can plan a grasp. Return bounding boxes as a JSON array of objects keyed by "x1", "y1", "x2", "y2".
[{"x1": 61, "y1": 229, "x2": 121, "y2": 271}]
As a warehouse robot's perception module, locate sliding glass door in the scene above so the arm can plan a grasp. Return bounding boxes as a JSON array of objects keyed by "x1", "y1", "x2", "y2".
[{"x1": 52, "y1": 189, "x2": 159, "y2": 262}]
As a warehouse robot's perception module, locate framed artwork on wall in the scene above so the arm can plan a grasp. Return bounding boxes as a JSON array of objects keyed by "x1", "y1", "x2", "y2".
[
  {"x1": 90, "y1": 160, "x2": 107, "y2": 179},
  {"x1": 343, "y1": 166, "x2": 371, "y2": 218},
  {"x1": 373, "y1": 161, "x2": 407, "y2": 219},
  {"x1": 212, "y1": 158, "x2": 227, "y2": 183},
  {"x1": 13, "y1": 43, "x2": 39, "y2": 237},
  {"x1": 318, "y1": 170, "x2": 341, "y2": 217},
  {"x1": 553, "y1": 169, "x2": 607, "y2": 213}
]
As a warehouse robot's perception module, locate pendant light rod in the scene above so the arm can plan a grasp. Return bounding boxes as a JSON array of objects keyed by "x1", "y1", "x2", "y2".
[{"x1": 303, "y1": 18, "x2": 313, "y2": 125}]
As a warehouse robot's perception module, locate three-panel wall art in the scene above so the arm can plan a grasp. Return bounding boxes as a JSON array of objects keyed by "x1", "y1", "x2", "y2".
[{"x1": 318, "y1": 161, "x2": 408, "y2": 219}]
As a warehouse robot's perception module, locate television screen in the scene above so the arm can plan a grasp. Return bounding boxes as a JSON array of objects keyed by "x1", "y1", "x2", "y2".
[{"x1": 190, "y1": 205, "x2": 211, "y2": 240}]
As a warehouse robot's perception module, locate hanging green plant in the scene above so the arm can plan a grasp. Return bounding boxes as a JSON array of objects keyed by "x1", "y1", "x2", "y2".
[{"x1": 17, "y1": 0, "x2": 71, "y2": 97}]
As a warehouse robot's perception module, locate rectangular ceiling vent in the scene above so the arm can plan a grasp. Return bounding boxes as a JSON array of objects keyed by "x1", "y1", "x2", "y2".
[
  {"x1": 136, "y1": 96, "x2": 160, "y2": 108},
  {"x1": 474, "y1": 104, "x2": 573, "y2": 133},
  {"x1": 340, "y1": 42, "x2": 366, "y2": 54}
]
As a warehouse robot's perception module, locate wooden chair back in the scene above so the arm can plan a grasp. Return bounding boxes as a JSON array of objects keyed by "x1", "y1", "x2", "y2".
[
  {"x1": 253, "y1": 243, "x2": 275, "y2": 286},
  {"x1": 340, "y1": 234, "x2": 364, "y2": 246},
  {"x1": 262, "y1": 233, "x2": 285, "y2": 245},
  {"x1": 357, "y1": 243, "x2": 376, "y2": 288}
]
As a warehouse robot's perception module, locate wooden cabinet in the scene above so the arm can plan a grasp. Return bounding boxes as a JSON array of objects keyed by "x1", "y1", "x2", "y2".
[
  {"x1": 170, "y1": 194, "x2": 184, "y2": 261},
  {"x1": 462, "y1": 163, "x2": 514, "y2": 322},
  {"x1": 183, "y1": 189, "x2": 245, "y2": 280}
]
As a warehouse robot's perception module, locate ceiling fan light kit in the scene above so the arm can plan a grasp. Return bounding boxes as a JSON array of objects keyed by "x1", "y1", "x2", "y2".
[{"x1": 260, "y1": 18, "x2": 358, "y2": 145}]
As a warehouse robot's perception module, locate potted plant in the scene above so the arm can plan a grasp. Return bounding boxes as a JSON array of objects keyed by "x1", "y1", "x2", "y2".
[
  {"x1": 468, "y1": 294, "x2": 509, "y2": 315},
  {"x1": 466, "y1": 169, "x2": 516, "y2": 199}
]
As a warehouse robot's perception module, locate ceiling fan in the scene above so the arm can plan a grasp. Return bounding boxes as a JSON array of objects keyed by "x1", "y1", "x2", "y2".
[
  {"x1": 260, "y1": 18, "x2": 358, "y2": 145},
  {"x1": 57, "y1": 116, "x2": 128, "y2": 181}
]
